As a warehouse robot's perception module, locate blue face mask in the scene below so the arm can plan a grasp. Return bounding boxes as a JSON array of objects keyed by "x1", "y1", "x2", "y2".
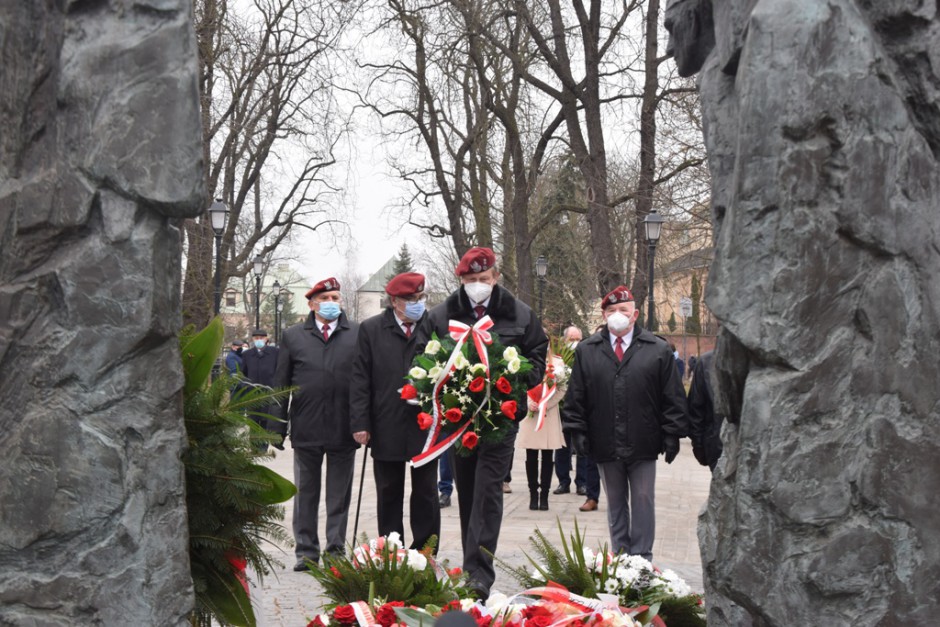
[
  {"x1": 254, "y1": 339, "x2": 266, "y2": 349},
  {"x1": 318, "y1": 301, "x2": 341, "y2": 321},
  {"x1": 404, "y1": 301, "x2": 426, "y2": 321}
]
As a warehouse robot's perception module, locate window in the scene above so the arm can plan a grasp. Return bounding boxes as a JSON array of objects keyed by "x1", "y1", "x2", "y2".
[{"x1": 224, "y1": 290, "x2": 237, "y2": 308}]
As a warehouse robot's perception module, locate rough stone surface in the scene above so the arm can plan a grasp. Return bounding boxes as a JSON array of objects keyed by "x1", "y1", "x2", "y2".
[
  {"x1": 667, "y1": 0, "x2": 940, "y2": 624},
  {"x1": 0, "y1": 0, "x2": 204, "y2": 624}
]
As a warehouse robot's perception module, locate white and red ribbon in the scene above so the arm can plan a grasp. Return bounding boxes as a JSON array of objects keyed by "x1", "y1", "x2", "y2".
[
  {"x1": 448, "y1": 315, "x2": 495, "y2": 374},
  {"x1": 533, "y1": 381, "x2": 557, "y2": 432},
  {"x1": 350, "y1": 601, "x2": 377, "y2": 626}
]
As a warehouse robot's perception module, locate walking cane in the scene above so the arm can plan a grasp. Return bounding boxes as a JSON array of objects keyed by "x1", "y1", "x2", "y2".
[{"x1": 351, "y1": 443, "x2": 369, "y2": 546}]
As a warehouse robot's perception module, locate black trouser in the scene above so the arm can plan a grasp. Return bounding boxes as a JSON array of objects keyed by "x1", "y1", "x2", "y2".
[
  {"x1": 372, "y1": 459, "x2": 441, "y2": 552},
  {"x1": 525, "y1": 449, "x2": 554, "y2": 493},
  {"x1": 452, "y1": 431, "x2": 516, "y2": 595}
]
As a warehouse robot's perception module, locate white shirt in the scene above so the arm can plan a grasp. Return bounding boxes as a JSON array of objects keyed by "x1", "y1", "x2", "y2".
[
  {"x1": 468, "y1": 296, "x2": 491, "y2": 311},
  {"x1": 609, "y1": 327, "x2": 634, "y2": 351},
  {"x1": 394, "y1": 312, "x2": 415, "y2": 335},
  {"x1": 319, "y1": 319, "x2": 337, "y2": 335}
]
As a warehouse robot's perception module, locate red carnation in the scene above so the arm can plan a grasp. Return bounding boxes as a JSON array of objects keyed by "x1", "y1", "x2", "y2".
[
  {"x1": 400, "y1": 384, "x2": 418, "y2": 400},
  {"x1": 501, "y1": 400, "x2": 517, "y2": 420},
  {"x1": 333, "y1": 605, "x2": 357, "y2": 625},
  {"x1": 468, "y1": 376, "x2": 485, "y2": 393},
  {"x1": 495, "y1": 376, "x2": 512, "y2": 394},
  {"x1": 461, "y1": 431, "x2": 479, "y2": 449},
  {"x1": 376, "y1": 601, "x2": 405, "y2": 626},
  {"x1": 448, "y1": 566, "x2": 463, "y2": 578},
  {"x1": 445, "y1": 407, "x2": 463, "y2": 423},
  {"x1": 330, "y1": 566, "x2": 342, "y2": 579},
  {"x1": 307, "y1": 618, "x2": 327, "y2": 627},
  {"x1": 417, "y1": 412, "x2": 433, "y2": 430}
]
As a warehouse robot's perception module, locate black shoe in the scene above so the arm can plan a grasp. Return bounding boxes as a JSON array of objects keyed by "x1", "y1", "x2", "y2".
[
  {"x1": 294, "y1": 556, "x2": 318, "y2": 571},
  {"x1": 576, "y1": 485, "x2": 587, "y2": 496},
  {"x1": 439, "y1": 493, "x2": 451, "y2": 508},
  {"x1": 553, "y1": 484, "x2": 570, "y2": 495},
  {"x1": 539, "y1": 492, "x2": 549, "y2": 510},
  {"x1": 529, "y1": 492, "x2": 539, "y2": 510},
  {"x1": 468, "y1": 580, "x2": 489, "y2": 602}
]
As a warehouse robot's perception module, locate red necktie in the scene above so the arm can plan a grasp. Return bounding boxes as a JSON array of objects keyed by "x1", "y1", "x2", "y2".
[
  {"x1": 474, "y1": 305, "x2": 486, "y2": 319},
  {"x1": 322, "y1": 324, "x2": 330, "y2": 341},
  {"x1": 403, "y1": 322, "x2": 413, "y2": 338},
  {"x1": 615, "y1": 337, "x2": 625, "y2": 362}
]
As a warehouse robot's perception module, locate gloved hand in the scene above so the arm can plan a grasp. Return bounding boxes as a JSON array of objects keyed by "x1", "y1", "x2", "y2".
[
  {"x1": 571, "y1": 431, "x2": 591, "y2": 457},
  {"x1": 662, "y1": 435, "x2": 680, "y2": 464},
  {"x1": 691, "y1": 442, "x2": 708, "y2": 466},
  {"x1": 272, "y1": 434, "x2": 285, "y2": 451}
]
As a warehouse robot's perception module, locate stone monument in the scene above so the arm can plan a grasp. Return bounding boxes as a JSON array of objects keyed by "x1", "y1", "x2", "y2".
[
  {"x1": 666, "y1": 0, "x2": 940, "y2": 624},
  {"x1": 0, "y1": 0, "x2": 204, "y2": 623}
]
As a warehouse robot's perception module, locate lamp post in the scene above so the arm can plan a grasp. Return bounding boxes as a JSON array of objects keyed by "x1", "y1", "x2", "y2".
[
  {"x1": 208, "y1": 199, "x2": 229, "y2": 316},
  {"x1": 277, "y1": 301, "x2": 284, "y2": 345},
  {"x1": 252, "y1": 254, "x2": 263, "y2": 330},
  {"x1": 535, "y1": 255, "x2": 548, "y2": 320},
  {"x1": 272, "y1": 280, "x2": 281, "y2": 345},
  {"x1": 643, "y1": 210, "x2": 665, "y2": 332}
]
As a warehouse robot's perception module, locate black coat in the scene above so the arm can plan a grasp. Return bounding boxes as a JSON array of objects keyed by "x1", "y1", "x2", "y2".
[
  {"x1": 241, "y1": 345, "x2": 279, "y2": 387},
  {"x1": 687, "y1": 350, "x2": 722, "y2": 469},
  {"x1": 561, "y1": 326, "x2": 689, "y2": 463},
  {"x1": 426, "y1": 284, "x2": 548, "y2": 409},
  {"x1": 349, "y1": 308, "x2": 430, "y2": 461},
  {"x1": 272, "y1": 312, "x2": 359, "y2": 450}
]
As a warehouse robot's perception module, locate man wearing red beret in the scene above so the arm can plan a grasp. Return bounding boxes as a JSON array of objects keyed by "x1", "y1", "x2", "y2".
[
  {"x1": 349, "y1": 272, "x2": 440, "y2": 551},
  {"x1": 561, "y1": 286, "x2": 688, "y2": 561},
  {"x1": 272, "y1": 277, "x2": 360, "y2": 571},
  {"x1": 427, "y1": 247, "x2": 548, "y2": 600}
]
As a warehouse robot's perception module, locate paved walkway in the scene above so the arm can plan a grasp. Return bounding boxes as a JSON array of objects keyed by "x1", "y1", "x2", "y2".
[{"x1": 252, "y1": 446, "x2": 711, "y2": 626}]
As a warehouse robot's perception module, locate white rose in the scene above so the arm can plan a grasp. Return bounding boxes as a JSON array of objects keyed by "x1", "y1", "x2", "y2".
[
  {"x1": 406, "y1": 549, "x2": 427, "y2": 570},
  {"x1": 424, "y1": 339, "x2": 441, "y2": 355},
  {"x1": 470, "y1": 362, "x2": 487, "y2": 375},
  {"x1": 387, "y1": 531, "x2": 402, "y2": 550},
  {"x1": 428, "y1": 365, "x2": 443, "y2": 380},
  {"x1": 507, "y1": 358, "x2": 521, "y2": 373},
  {"x1": 502, "y1": 346, "x2": 519, "y2": 361},
  {"x1": 454, "y1": 353, "x2": 470, "y2": 370},
  {"x1": 485, "y1": 592, "x2": 509, "y2": 613},
  {"x1": 409, "y1": 367, "x2": 428, "y2": 380}
]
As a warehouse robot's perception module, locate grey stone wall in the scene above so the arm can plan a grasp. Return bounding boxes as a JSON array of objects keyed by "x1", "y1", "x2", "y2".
[
  {"x1": 0, "y1": 0, "x2": 204, "y2": 624},
  {"x1": 667, "y1": 0, "x2": 940, "y2": 624}
]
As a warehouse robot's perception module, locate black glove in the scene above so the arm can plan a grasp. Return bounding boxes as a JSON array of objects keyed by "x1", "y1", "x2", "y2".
[
  {"x1": 272, "y1": 434, "x2": 285, "y2": 451},
  {"x1": 571, "y1": 431, "x2": 591, "y2": 457},
  {"x1": 691, "y1": 442, "x2": 708, "y2": 466},
  {"x1": 662, "y1": 435, "x2": 680, "y2": 464}
]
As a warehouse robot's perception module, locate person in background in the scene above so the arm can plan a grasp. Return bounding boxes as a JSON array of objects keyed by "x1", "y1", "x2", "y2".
[
  {"x1": 349, "y1": 272, "x2": 440, "y2": 551},
  {"x1": 688, "y1": 350, "x2": 722, "y2": 471},
  {"x1": 517, "y1": 338, "x2": 567, "y2": 511},
  {"x1": 241, "y1": 329, "x2": 279, "y2": 450},
  {"x1": 426, "y1": 247, "x2": 548, "y2": 601},
  {"x1": 225, "y1": 339, "x2": 245, "y2": 376},
  {"x1": 670, "y1": 343, "x2": 686, "y2": 380},
  {"x1": 553, "y1": 326, "x2": 581, "y2": 496},
  {"x1": 272, "y1": 277, "x2": 360, "y2": 571},
  {"x1": 439, "y1": 454, "x2": 454, "y2": 508},
  {"x1": 562, "y1": 286, "x2": 689, "y2": 560}
]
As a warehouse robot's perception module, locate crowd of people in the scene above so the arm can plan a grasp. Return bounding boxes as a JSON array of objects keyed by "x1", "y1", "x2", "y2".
[{"x1": 227, "y1": 246, "x2": 722, "y2": 601}]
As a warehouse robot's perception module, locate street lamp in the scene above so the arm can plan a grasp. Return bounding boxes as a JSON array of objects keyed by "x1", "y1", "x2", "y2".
[
  {"x1": 643, "y1": 209, "x2": 665, "y2": 332},
  {"x1": 535, "y1": 255, "x2": 548, "y2": 320},
  {"x1": 252, "y1": 254, "x2": 264, "y2": 330},
  {"x1": 272, "y1": 280, "x2": 281, "y2": 345},
  {"x1": 208, "y1": 199, "x2": 229, "y2": 316}
]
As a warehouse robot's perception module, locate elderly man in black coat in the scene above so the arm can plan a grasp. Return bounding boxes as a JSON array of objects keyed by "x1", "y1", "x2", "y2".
[
  {"x1": 350, "y1": 272, "x2": 440, "y2": 551},
  {"x1": 240, "y1": 328, "x2": 279, "y2": 443},
  {"x1": 562, "y1": 286, "x2": 688, "y2": 561},
  {"x1": 427, "y1": 247, "x2": 548, "y2": 600},
  {"x1": 272, "y1": 277, "x2": 360, "y2": 571}
]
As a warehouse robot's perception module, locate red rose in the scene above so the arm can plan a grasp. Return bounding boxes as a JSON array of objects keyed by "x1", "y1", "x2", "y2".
[
  {"x1": 400, "y1": 384, "x2": 418, "y2": 400},
  {"x1": 376, "y1": 601, "x2": 405, "y2": 626},
  {"x1": 333, "y1": 605, "x2": 357, "y2": 624},
  {"x1": 307, "y1": 618, "x2": 327, "y2": 627},
  {"x1": 330, "y1": 566, "x2": 342, "y2": 579},
  {"x1": 417, "y1": 412, "x2": 433, "y2": 430},
  {"x1": 523, "y1": 605, "x2": 553, "y2": 620},
  {"x1": 461, "y1": 431, "x2": 479, "y2": 449},
  {"x1": 448, "y1": 566, "x2": 462, "y2": 578},
  {"x1": 527, "y1": 616, "x2": 554, "y2": 627},
  {"x1": 468, "y1": 376, "x2": 485, "y2": 393},
  {"x1": 445, "y1": 407, "x2": 463, "y2": 423},
  {"x1": 495, "y1": 376, "x2": 512, "y2": 394},
  {"x1": 501, "y1": 400, "x2": 517, "y2": 420}
]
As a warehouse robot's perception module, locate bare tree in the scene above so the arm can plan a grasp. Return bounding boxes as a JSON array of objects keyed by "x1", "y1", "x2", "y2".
[{"x1": 185, "y1": 0, "x2": 360, "y2": 327}]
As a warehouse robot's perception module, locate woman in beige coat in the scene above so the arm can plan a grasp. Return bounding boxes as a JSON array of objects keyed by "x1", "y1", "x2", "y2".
[{"x1": 517, "y1": 348, "x2": 567, "y2": 510}]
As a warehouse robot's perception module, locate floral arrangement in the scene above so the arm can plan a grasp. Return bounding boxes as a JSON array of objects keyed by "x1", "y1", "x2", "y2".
[
  {"x1": 304, "y1": 533, "x2": 468, "y2": 612},
  {"x1": 402, "y1": 325, "x2": 533, "y2": 458},
  {"x1": 497, "y1": 520, "x2": 706, "y2": 627}
]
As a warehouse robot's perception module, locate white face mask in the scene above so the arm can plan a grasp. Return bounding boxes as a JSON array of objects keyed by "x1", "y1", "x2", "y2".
[
  {"x1": 606, "y1": 311, "x2": 632, "y2": 334},
  {"x1": 463, "y1": 282, "x2": 493, "y2": 304}
]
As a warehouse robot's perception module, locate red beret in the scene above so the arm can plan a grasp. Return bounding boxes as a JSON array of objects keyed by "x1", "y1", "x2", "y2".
[
  {"x1": 386, "y1": 272, "x2": 426, "y2": 297},
  {"x1": 305, "y1": 277, "x2": 341, "y2": 299},
  {"x1": 455, "y1": 247, "x2": 497, "y2": 276},
  {"x1": 601, "y1": 285, "x2": 634, "y2": 309}
]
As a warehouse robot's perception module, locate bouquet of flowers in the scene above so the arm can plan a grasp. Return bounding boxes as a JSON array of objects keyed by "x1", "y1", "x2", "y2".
[
  {"x1": 305, "y1": 533, "x2": 468, "y2": 613},
  {"x1": 498, "y1": 520, "x2": 706, "y2": 627},
  {"x1": 402, "y1": 321, "x2": 533, "y2": 461}
]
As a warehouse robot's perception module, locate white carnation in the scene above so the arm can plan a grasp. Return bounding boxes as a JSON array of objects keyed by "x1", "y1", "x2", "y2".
[
  {"x1": 424, "y1": 339, "x2": 441, "y2": 355},
  {"x1": 406, "y1": 549, "x2": 427, "y2": 570},
  {"x1": 502, "y1": 346, "x2": 519, "y2": 361},
  {"x1": 507, "y1": 358, "x2": 521, "y2": 373},
  {"x1": 409, "y1": 367, "x2": 428, "y2": 380},
  {"x1": 387, "y1": 532, "x2": 402, "y2": 550},
  {"x1": 485, "y1": 592, "x2": 509, "y2": 613}
]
